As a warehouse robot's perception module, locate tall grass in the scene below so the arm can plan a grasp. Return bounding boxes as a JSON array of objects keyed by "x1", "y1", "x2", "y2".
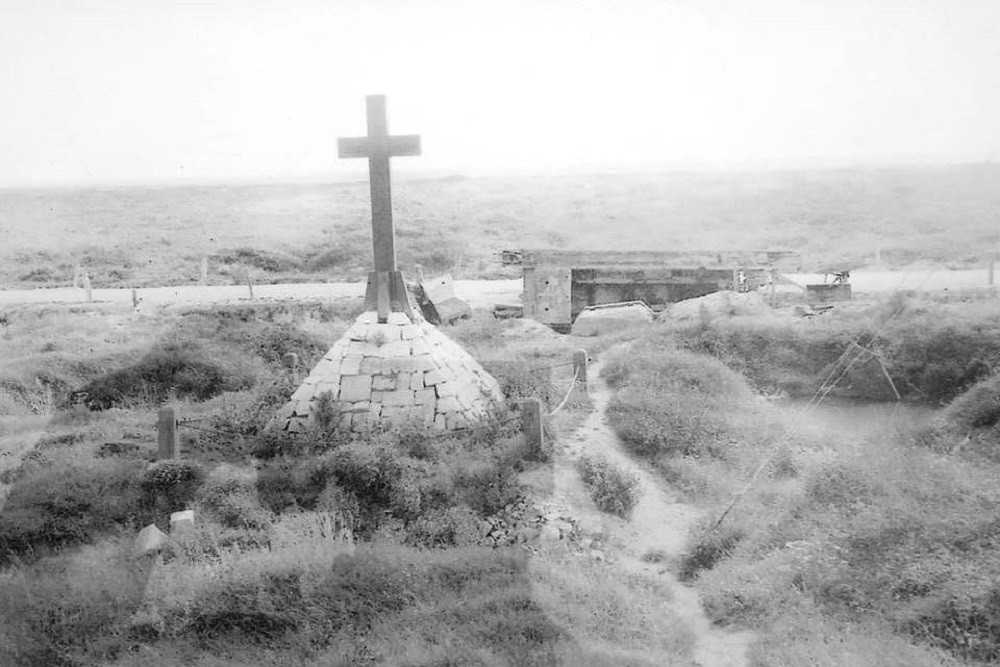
[{"x1": 604, "y1": 324, "x2": 1000, "y2": 664}]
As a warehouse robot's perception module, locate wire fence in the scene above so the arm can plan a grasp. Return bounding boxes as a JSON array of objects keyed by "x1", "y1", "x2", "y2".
[
  {"x1": 708, "y1": 269, "x2": 934, "y2": 531},
  {"x1": 162, "y1": 349, "x2": 590, "y2": 455}
]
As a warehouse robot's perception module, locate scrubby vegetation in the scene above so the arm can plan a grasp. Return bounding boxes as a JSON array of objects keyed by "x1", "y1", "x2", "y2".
[
  {"x1": 672, "y1": 299, "x2": 1000, "y2": 403},
  {"x1": 605, "y1": 312, "x2": 1000, "y2": 665},
  {"x1": 1, "y1": 303, "x2": 693, "y2": 665},
  {"x1": 576, "y1": 454, "x2": 642, "y2": 518}
]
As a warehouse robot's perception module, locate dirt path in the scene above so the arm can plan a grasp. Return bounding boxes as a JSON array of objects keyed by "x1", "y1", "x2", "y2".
[{"x1": 550, "y1": 343, "x2": 753, "y2": 667}]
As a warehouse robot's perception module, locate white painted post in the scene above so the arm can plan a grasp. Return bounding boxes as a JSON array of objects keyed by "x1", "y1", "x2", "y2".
[
  {"x1": 83, "y1": 272, "x2": 92, "y2": 302},
  {"x1": 201, "y1": 256, "x2": 209, "y2": 285}
]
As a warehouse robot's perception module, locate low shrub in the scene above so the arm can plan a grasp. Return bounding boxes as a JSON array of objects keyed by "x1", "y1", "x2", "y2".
[
  {"x1": 78, "y1": 342, "x2": 253, "y2": 410},
  {"x1": 0, "y1": 459, "x2": 146, "y2": 563},
  {"x1": 943, "y1": 371, "x2": 1000, "y2": 430},
  {"x1": 139, "y1": 459, "x2": 205, "y2": 512},
  {"x1": 213, "y1": 247, "x2": 301, "y2": 273},
  {"x1": 678, "y1": 522, "x2": 747, "y2": 582},
  {"x1": 576, "y1": 454, "x2": 642, "y2": 519}
]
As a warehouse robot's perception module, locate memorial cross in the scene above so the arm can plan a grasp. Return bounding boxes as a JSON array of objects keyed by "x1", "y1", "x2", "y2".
[{"x1": 338, "y1": 95, "x2": 421, "y2": 321}]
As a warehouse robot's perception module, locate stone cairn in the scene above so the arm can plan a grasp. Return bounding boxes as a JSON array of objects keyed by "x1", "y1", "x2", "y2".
[{"x1": 271, "y1": 310, "x2": 503, "y2": 433}]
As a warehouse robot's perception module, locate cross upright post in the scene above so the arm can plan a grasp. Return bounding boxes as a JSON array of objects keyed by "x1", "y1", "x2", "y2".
[{"x1": 338, "y1": 95, "x2": 421, "y2": 321}]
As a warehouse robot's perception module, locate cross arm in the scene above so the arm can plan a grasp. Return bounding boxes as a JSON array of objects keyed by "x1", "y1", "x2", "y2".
[{"x1": 338, "y1": 135, "x2": 422, "y2": 159}]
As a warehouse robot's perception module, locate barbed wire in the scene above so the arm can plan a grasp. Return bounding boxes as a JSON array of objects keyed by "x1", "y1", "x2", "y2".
[{"x1": 709, "y1": 271, "x2": 931, "y2": 531}]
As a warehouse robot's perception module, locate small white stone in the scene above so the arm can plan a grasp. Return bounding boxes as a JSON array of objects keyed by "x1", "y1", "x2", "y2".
[{"x1": 170, "y1": 510, "x2": 195, "y2": 536}]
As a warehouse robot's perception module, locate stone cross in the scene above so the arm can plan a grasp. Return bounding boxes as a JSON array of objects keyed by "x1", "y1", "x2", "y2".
[{"x1": 338, "y1": 95, "x2": 421, "y2": 321}]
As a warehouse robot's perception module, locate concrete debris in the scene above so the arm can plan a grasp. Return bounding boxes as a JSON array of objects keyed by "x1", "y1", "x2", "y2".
[
  {"x1": 660, "y1": 290, "x2": 773, "y2": 322},
  {"x1": 571, "y1": 301, "x2": 654, "y2": 336},
  {"x1": 133, "y1": 524, "x2": 168, "y2": 557},
  {"x1": 417, "y1": 274, "x2": 472, "y2": 324}
]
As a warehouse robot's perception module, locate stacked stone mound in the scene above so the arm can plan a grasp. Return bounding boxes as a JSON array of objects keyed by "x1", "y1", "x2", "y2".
[
  {"x1": 272, "y1": 311, "x2": 503, "y2": 433},
  {"x1": 659, "y1": 291, "x2": 773, "y2": 322}
]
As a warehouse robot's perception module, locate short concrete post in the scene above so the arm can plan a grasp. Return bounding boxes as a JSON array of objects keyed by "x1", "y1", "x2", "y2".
[
  {"x1": 72, "y1": 263, "x2": 81, "y2": 288},
  {"x1": 520, "y1": 398, "x2": 543, "y2": 458},
  {"x1": 83, "y1": 272, "x2": 92, "y2": 302},
  {"x1": 200, "y1": 256, "x2": 209, "y2": 285},
  {"x1": 247, "y1": 274, "x2": 254, "y2": 299},
  {"x1": 573, "y1": 349, "x2": 588, "y2": 395},
  {"x1": 282, "y1": 352, "x2": 300, "y2": 384},
  {"x1": 157, "y1": 407, "x2": 177, "y2": 459}
]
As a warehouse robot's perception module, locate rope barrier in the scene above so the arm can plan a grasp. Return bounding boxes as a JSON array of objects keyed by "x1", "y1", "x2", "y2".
[
  {"x1": 526, "y1": 360, "x2": 576, "y2": 374},
  {"x1": 546, "y1": 367, "x2": 580, "y2": 417}
]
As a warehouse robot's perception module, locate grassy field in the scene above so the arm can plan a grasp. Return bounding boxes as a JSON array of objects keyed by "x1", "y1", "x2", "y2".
[
  {"x1": 602, "y1": 299, "x2": 1000, "y2": 666},
  {"x1": 1, "y1": 164, "x2": 999, "y2": 289},
  {"x1": 0, "y1": 302, "x2": 688, "y2": 666}
]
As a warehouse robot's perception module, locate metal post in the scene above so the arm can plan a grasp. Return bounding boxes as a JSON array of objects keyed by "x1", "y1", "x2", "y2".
[
  {"x1": 520, "y1": 398, "x2": 544, "y2": 459},
  {"x1": 157, "y1": 407, "x2": 177, "y2": 459}
]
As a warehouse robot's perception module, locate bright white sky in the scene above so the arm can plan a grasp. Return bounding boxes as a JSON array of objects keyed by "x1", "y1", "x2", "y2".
[{"x1": 1, "y1": 0, "x2": 998, "y2": 186}]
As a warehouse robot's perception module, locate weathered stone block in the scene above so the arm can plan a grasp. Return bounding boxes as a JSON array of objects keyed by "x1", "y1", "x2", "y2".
[
  {"x1": 395, "y1": 373, "x2": 411, "y2": 391},
  {"x1": 387, "y1": 312, "x2": 410, "y2": 326},
  {"x1": 359, "y1": 357, "x2": 381, "y2": 374},
  {"x1": 340, "y1": 355, "x2": 363, "y2": 375},
  {"x1": 437, "y1": 396, "x2": 461, "y2": 413},
  {"x1": 380, "y1": 341, "x2": 412, "y2": 358},
  {"x1": 415, "y1": 355, "x2": 438, "y2": 372},
  {"x1": 435, "y1": 381, "x2": 457, "y2": 397},
  {"x1": 349, "y1": 401, "x2": 371, "y2": 413},
  {"x1": 400, "y1": 324, "x2": 421, "y2": 340},
  {"x1": 348, "y1": 324, "x2": 369, "y2": 341},
  {"x1": 339, "y1": 375, "x2": 372, "y2": 403},
  {"x1": 410, "y1": 372, "x2": 424, "y2": 389},
  {"x1": 372, "y1": 376, "x2": 394, "y2": 391},
  {"x1": 370, "y1": 390, "x2": 384, "y2": 403},
  {"x1": 423, "y1": 369, "x2": 445, "y2": 386},
  {"x1": 414, "y1": 387, "x2": 436, "y2": 405},
  {"x1": 410, "y1": 338, "x2": 430, "y2": 355},
  {"x1": 382, "y1": 390, "x2": 415, "y2": 407}
]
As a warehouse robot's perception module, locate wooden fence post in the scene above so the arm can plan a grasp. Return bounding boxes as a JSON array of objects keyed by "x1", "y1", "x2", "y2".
[
  {"x1": 520, "y1": 398, "x2": 543, "y2": 458},
  {"x1": 157, "y1": 407, "x2": 177, "y2": 459},
  {"x1": 283, "y1": 352, "x2": 300, "y2": 384},
  {"x1": 573, "y1": 349, "x2": 588, "y2": 395}
]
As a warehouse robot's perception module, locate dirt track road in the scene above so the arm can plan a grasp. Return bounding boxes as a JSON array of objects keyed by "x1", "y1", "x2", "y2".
[
  {"x1": 548, "y1": 344, "x2": 752, "y2": 667},
  {"x1": 0, "y1": 268, "x2": 991, "y2": 310}
]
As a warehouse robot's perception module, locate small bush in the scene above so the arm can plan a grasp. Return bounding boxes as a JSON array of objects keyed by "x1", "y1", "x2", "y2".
[
  {"x1": 804, "y1": 459, "x2": 879, "y2": 511},
  {"x1": 78, "y1": 343, "x2": 253, "y2": 410},
  {"x1": 213, "y1": 247, "x2": 301, "y2": 273},
  {"x1": 0, "y1": 460, "x2": 146, "y2": 563},
  {"x1": 139, "y1": 460, "x2": 205, "y2": 513},
  {"x1": 944, "y1": 371, "x2": 1000, "y2": 430},
  {"x1": 576, "y1": 455, "x2": 642, "y2": 519},
  {"x1": 678, "y1": 523, "x2": 747, "y2": 581}
]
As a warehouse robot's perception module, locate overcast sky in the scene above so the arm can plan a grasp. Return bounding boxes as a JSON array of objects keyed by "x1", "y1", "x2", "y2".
[{"x1": 1, "y1": 0, "x2": 998, "y2": 186}]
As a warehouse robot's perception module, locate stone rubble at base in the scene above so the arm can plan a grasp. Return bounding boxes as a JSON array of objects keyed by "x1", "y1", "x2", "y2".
[{"x1": 272, "y1": 311, "x2": 503, "y2": 433}]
